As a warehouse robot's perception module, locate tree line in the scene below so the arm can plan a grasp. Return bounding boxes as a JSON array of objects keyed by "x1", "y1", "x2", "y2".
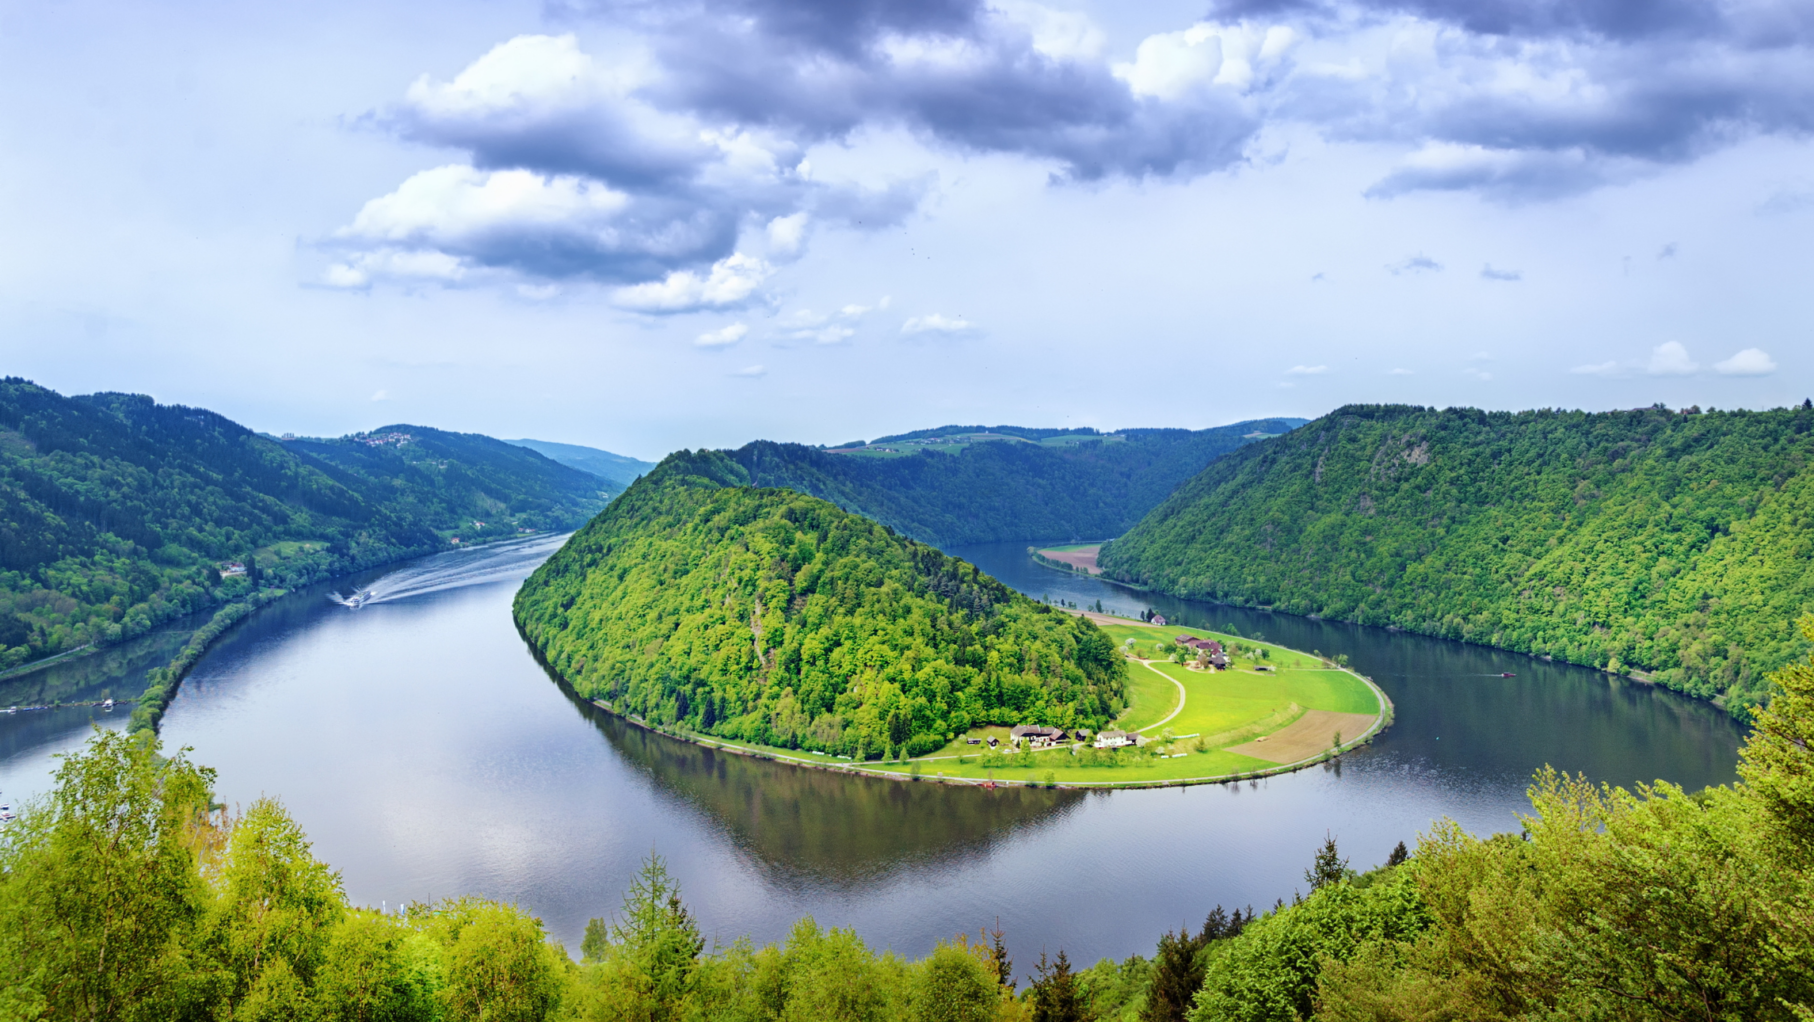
[
  {"x1": 1103, "y1": 402, "x2": 1814, "y2": 718},
  {"x1": 7, "y1": 610, "x2": 1811, "y2": 1019},
  {"x1": 0, "y1": 378, "x2": 610, "y2": 672},
  {"x1": 514, "y1": 451, "x2": 1128, "y2": 759}
]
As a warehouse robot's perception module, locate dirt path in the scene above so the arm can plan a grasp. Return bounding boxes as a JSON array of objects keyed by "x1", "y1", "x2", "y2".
[
  {"x1": 1134, "y1": 660, "x2": 1187, "y2": 733},
  {"x1": 1225, "y1": 710, "x2": 1378, "y2": 764}
]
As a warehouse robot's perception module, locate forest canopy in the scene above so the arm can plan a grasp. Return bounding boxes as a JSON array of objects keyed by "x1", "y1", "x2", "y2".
[
  {"x1": 709, "y1": 418, "x2": 1304, "y2": 548},
  {"x1": 513, "y1": 450, "x2": 1127, "y2": 758},
  {"x1": 0, "y1": 378, "x2": 609, "y2": 670},
  {"x1": 1101, "y1": 403, "x2": 1814, "y2": 717}
]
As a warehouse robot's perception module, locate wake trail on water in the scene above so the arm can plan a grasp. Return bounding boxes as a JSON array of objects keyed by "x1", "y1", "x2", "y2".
[{"x1": 329, "y1": 534, "x2": 568, "y2": 610}]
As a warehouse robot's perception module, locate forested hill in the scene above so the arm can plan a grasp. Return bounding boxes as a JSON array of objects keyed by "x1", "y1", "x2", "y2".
[
  {"x1": 0, "y1": 378, "x2": 609, "y2": 670},
  {"x1": 706, "y1": 418, "x2": 1304, "y2": 547},
  {"x1": 501, "y1": 437, "x2": 656, "y2": 490},
  {"x1": 513, "y1": 450, "x2": 1126, "y2": 758},
  {"x1": 1100, "y1": 403, "x2": 1814, "y2": 716}
]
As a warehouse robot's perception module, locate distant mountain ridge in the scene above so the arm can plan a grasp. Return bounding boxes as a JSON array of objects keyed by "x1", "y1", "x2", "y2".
[
  {"x1": 702, "y1": 418, "x2": 1308, "y2": 548},
  {"x1": 502, "y1": 438, "x2": 656, "y2": 490},
  {"x1": 1100, "y1": 403, "x2": 1814, "y2": 717},
  {"x1": 0, "y1": 378, "x2": 609, "y2": 671}
]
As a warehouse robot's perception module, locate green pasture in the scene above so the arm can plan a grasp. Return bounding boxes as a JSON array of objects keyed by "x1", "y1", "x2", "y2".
[{"x1": 638, "y1": 615, "x2": 1382, "y2": 788}]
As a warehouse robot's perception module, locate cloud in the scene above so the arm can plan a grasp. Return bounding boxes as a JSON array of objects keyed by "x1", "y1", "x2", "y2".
[
  {"x1": 732, "y1": 364, "x2": 767, "y2": 377},
  {"x1": 1387, "y1": 367, "x2": 1413, "y2": 375},
  {"x1": 1388, "y1": 255, "x2": 1442, "y2": 275},
  {"x1": 695, "y1": 322, "x2": 749, "y2": 348},
  {"x1": 549, "y1": 2, "x2": 1264, "y2": 182},
  {"x1": 370, "y1": 389, "x2": 389, "y2": 401},
  {"x1": 611, "y1": 254, "x2": 772, "y2": 313},
  {"x1": 775, "y1": 302, "x2": 876, "y2": 345},
  {"x1": 1714, "y1": 347, "x2": 1777, "y2": 376},
  {"x1": 1221, "y1": 0, "x2": 1814, "y2": 201},
  {"x1": 1286, "y1": 363, "x2": 1328, "y2": 374},
  {"x1": 765, "y1": 213, "x2": 808, "y2": 257},
  {"x1": 1570, "y1": 360, "x2": 1621, "y2": 376},
  {"x1": 1657, "y1": 242, "x2": 1678, "y2": 260},
  {"x1": 1114, "y1": 22, "x2": 1297, "y2": 100},
  {"x1": 1480, "y1": 264, "x2": 1522, "y2": 281},
  {"x1": 1647, "y1": 341, "x2": 1699, "y2": 376},
  {"x1": 901, "y1": 313, "x2": 977, "y2": 336}
]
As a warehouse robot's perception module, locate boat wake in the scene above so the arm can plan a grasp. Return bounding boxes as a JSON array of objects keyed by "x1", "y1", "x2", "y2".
[{"x1": 329, "y1": 533, "x2": 568, "y2": 610}]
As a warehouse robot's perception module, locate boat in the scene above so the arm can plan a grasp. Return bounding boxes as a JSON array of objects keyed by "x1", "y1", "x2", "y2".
[
  {"x1": 1501, "y1": 672, "x2": 1516, "y2": 677},
  {"x1": 102, "y1": 698, "x2": 114, "y2": 710}
]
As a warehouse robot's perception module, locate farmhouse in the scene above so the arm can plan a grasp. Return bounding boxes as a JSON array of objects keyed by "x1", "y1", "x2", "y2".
[
  {"x1": 1010, "y1": 725, "x2": 1067, "y2": 749},
  {"x1": 1094, "y1": 729, "x2": 1138, "y2": 749}
]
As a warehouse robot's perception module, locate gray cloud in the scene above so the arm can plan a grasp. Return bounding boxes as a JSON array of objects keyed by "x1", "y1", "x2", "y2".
[
  {"x1": 1389, "y1": 254, "x2": 1442, "y2": 274},
  {"x1": 330, "y1": 2, "x2": 1262, "y2": 299},
  {"x1": 557, "y1": 0, "x2": 1259, "y2": 182},
  {"x1": 1240, "y1": 0, "x2": 1814, "y2": 200},
  {"x1": 1480, "y1": 264, "x2": 1522, "y2": 281}
]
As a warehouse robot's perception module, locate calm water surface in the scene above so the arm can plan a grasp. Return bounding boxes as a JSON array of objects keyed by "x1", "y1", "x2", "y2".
[{"x1": 0, "y1": 535, "x2": 1745, "y2": 977}]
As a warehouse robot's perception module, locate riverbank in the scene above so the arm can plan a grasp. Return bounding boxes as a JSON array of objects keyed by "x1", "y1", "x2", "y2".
[{"x1": 548, "y1": 612, "x2": 1391, "y2": 791}]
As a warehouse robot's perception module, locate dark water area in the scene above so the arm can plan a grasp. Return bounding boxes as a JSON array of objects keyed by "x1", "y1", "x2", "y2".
[
  {"x1": 0, "y1": 535, "x2": 1747, "y2": 981},
  {"x1": 0, "y1": 606, "x2": 217, "y2": 786},
  {"x1": 974, "y1": 540, "x2": 1744, "y2": 794}
]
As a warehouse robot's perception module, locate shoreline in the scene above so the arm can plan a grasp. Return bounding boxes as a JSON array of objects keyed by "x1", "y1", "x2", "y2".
[
  {"x1": 545, "y1": 611, "x2": 1395, "y2": 791},
  {"x1": 1030, "y1": 550, "x2": 1731, "y2": 719}
]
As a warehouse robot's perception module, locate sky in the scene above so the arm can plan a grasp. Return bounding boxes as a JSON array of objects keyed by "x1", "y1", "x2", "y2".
[{"x1": 2, "y1": 0, "x2": 1810, "y2": 460}]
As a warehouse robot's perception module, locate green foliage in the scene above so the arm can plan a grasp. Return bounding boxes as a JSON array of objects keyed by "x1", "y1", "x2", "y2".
[
  {"x1": 909, "y1": 942, "x2": 999, "y2": 1022},
  {"x1": 0, "y1": 727, "x2": 215, "y2": 1020},
  {"x1": 580, "y1": 854, "x2": 704, "y2": 1017},
  {"x1": 0, "y1": 377, "x2": 609, "y2": 670},
  {"x1": 1030, "y1": 950, "x2": 1086, "y2": 1022},
  {"x1": 129, "y1": 588, "x2": 287, "y2": 733},
  {"x1": 714, "y1": 419, "x2": 1304, "y2": 548},
  {"x1": 1102, "y1": 403, "x2": 1814, "y2": 717},
  {"x1": 1303, "y1": 835, "x2": 1351, "y2": 893},
  {"x1": 514, "y1": 451, "x2": 1127, "y2": 757},
  {"x1": 1189, "y1": 862, "x2": 1431, "y2": 1022},
  {"x1": 1739, "y1": 613, "x2": 1814, "y2": 850}
]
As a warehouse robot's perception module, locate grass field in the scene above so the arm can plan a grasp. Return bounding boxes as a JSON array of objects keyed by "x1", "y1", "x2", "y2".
[{"x1": 648, "y1": 614, "x2": 1389, "y2": 789}]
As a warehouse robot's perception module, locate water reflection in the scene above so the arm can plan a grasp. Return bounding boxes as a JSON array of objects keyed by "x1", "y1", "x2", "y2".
[
  {"x1": 957, "y1": 540, "x2": 1744, "y2": 793},
  {"x1": 0, "y1": 532, "x2": 1752, "y2": 977},
  {"x1": 563, "y1": 690, "x2": 1083, "y2": 889},
  {"x1": 0, "y1": 609, "x2": 215, "y2": 788}
]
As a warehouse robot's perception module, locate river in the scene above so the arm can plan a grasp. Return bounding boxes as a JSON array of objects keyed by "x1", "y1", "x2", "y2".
[{"x1": 0, "y1": 535, "x2": 1745, "y2": 977}]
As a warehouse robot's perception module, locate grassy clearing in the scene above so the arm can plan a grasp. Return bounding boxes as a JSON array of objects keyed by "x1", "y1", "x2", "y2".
[{"x1": 610, "y1": 614, "x2": 1388, "y2": 789}]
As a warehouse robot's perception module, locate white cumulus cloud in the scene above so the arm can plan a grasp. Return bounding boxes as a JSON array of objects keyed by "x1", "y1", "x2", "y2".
[
  {"x1": 901, "y1": 314, "x2": 977, "y2": 336},
  {"x1": 1286, "y1": 364, "x2": 1328, "y2": 375},
  {"x1": 612, "y1": 254, "x2": 772, "y2": 314},
  {"x1": 1647, "y1": 341, "x2": 1699, "y2": 376},
  {"x1": 1713, "y1": 348, "x2": 1777, "y2": 376},
  {"x1": 695, "y1": 323, "x2": 749, "y2": 348}
]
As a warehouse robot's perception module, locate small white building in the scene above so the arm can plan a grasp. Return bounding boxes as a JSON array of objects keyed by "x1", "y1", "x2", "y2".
[{"x1": 1094, "y1": 729, "x2": 1138, "y2": 749}]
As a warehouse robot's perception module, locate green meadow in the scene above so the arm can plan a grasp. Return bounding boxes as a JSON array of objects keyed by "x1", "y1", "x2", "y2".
[{"x1": 663, "y1": 616, "x2": 1385, "y2": 788}]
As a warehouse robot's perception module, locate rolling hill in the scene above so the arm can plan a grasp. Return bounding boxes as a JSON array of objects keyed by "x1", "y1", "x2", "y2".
[
  {"x1": 1099, "y1": 403, "x2": 1814, "y2": 716},
  {"x1": 703, "y1": 419, "x2": 1306, "y2": 548},
  {"x1": 502, "y1": 438, "x2": 656, "y2": 490},
  {"x1": 0, "y1": 378, "x2": 610, "y2": 671},
  {"x1": 513, "y1": 449, "x2": 1127, "y2": 757}
]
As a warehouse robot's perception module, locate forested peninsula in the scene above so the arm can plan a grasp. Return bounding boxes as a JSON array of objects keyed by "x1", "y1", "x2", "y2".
[
  {"x1": 708, "y1": 419, "x2": 1303, "y2": 548},
  {"x1": 1100, "y1": 402, "x2": 1814, "y2": 716},
  {"x1": 513, "y1": 450, "x2": 1127, "y2": 758},
  {"x1": 0, "y1": 378, "x2": 610, "y2": 671}
]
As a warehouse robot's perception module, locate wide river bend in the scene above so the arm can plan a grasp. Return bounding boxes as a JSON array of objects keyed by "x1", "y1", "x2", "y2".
[{"x1": 0, "y1": 536, "x2": 1744, "y2": 977}]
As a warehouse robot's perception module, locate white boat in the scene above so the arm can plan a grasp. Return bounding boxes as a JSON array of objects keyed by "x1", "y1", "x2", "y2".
[{"x1": 102, "y1": 698, "x2": 114, "y2": 710}]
